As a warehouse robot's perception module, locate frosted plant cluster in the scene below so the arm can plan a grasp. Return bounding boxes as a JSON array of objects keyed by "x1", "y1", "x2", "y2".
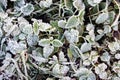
[{"x1": 0, "y1": 0, "x2": 120, "y2": 80}]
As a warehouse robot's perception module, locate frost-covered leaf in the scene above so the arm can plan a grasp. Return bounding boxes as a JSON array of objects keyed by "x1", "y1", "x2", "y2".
[
  {"x1": 22, "y1": 24, "x2": 33, "y2": 34},
  {"x1": 0, "y1": 50, "x2": 5, "y2": 60},
  {"x1": 108, "y1": 41, "x2": 120, "y2": 52},
  {"x1": 52, "y1": 39, "x2": 63, "y2": 47},
  {"x1": 15, "y1": 0, "x2": 25, "y2": 7},
  {"x1": 115, "y1": 53, "x2": 120, "y2": 59},
  {"x1": 39, "y1": 22, "x2": 52, "y2": 31},
  {"x1": 100, "y1": 52, "x2": 110, "y2": 62},
  {"x1": 58, "y1": 20, "x2": 66, "y2": 28},
  {"x1": 69, "y1": 44, "x2": 85, "y2": 59},
  {"x1": 52, "y1": 64, "x2": 69, "y2": 77},
  {"x1": 0, "y1": 12, "x2": 8, "y2": 19},
  {"x1": 52, "y1": 64, "x2": 60, "y2": 75},
  {"x1": 87, "y1": 0, "x2": 102, "y2": 6},
  {"x1": 112, "y1": 61, "x2": 120, "y2": 75},
  {"x1": 87, "y1": 72, "x2": 96, "y2": 80},
  {"x1": 60, "y1": 65, "x2": 69, "y2": 75},
  {"x1": 59, "y1": 51, "x2": 67, "y2": 62},
  {"x1": 64, "y1": 29, "x2": 79, "y2": 43},
  {"x1": 96, "y1": 13, "x2": 109, "y2": 24},
  {"x1": 3, "y1": 23, "x2": 13, "y2": 33},
  {"x1": 65, "y1": 16, "x2": 79, "y2": 28},
  {"x1": 60, "y1": 77, "x2": 71, "y2": 80},
  {"x1": 46, "y1": 78, "x2": 54, "y2": 80},
  {"x1": 6, "y1": 40, "x2": 26, "y2": 54},
  {"x1": 95, "y1": 33, "x2": 104, "y2": 41},
  {"x1": 89, "y1": 51, "x2": 99, "y2": 62},
  {"x1": 104, "y1": 25, "x2": 111, "y2": 33},
  {"x1": 31, "y1": 55, "x2": 48, "y2": 63},
  {"x1": 0, "y1": 0, "x2": 7, "y2": 8},
  {"x1": 39, "y1": 0, "x2": 52, "y2": 8},
  {"x1": 86, "y1": 24, "x2": 95, "y2": 31},
  {"x1": 81, "y1": 42, "x2": 91, "y2": 53},
  {"x1": 0, "y1": 28, "x2": 3, "y2": 38},
  {"x1": 27, "y1": 34, "x2": 39, "y2": 47},
  {"x1": 95, "y1": 63, "x2": 107, "y2": 74},
  {"x1": 21, "y1": 3, "x2": 34, "y2": 15},
  {"x1": 11, "y1": 25, "x2": 20, "y2": 36},
  {"x1": 73, "y1": 0, "x2": 85, "y2": 10},
  {"x1": 74, "y1": 68, "x2": 96, "y2": 80},
  {"x1": 38, "y1": 39, "x2": 51, "y2": 47},
  {"x1": 43, "y1": 45, "x2": 54, "y2": 58},
  {"x1": 83, "y1": 60, "x2": 91, "y2": 66},
  {"x1": 99, "y1": 71, "x2": 107, "y2": 79},
  {"x1": 112, "y1": 76, "x2": 120, "y2": 80},
  {"x1": 19, "y1": 33, "x2": 26, "y2": 40}
]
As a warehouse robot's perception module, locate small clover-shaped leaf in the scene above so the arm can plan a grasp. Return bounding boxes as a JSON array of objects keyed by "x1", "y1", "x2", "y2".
[
  {"x1": 100, "y1": 52, "x2": 110, "y2": 62},
  {"x1": 64, "y1": 29, "x2": 79, "y2": 43},
  {"x1": 43, "y1": 45, "x2": 54, "y2": 58},
  {"x1": 52, "y1": 39, "x2": 63, "y2": 47},
  {"x1": 33, "y1": 21, "x2": 39, "y2": 35},
  {"x1": 58, "y1": 20, "x2": 66, "y2": 28},
  {"x1": 22, "y1": 24, "x2": 33, "y2": 34},
  {"x1": 74, "y1": 68, "x2": 96, "y2": 80},
  {"x1": 21, "y1": 3, "x2": 34, "y2": 15},
  {"x1": 99, "y1": 71, "x2": 108, "y2": 79},
  {"x1": 59, "y1": 51, "x2": 67, "y2": 62},
  {"x1": 39, "y1": 22, "x2": 52, "y2": 31},
  {"x1": 39, "y1": 0, "x2": 52, "y2": 8},
  {"x1": 96, "y1": 13, "x2": 109, "y2": 24},
  {"x1": 95, "y1": 63, "x2": 107, "y2": 74},
  {"x1": 81, "y1": 42, "x2": 91, "y2": 53},
  {"x1": 65, "y1": 16, "x2": 79, "y2": 28},
  {"x1": 87, "y1": 0, "x2": 102, "y2": 6},
  {"x1": 52, "y1": 64, "x2": 60, "y2": 75},
  {"x1": 73, "y1": 0, "x2": 85, "y2": 10},
  {"x1": 38, "y1": 39, "x2": 51, "y2": 47},
  {"x1": 27, "y1": 34, "x2": 39, "y2": 47}
]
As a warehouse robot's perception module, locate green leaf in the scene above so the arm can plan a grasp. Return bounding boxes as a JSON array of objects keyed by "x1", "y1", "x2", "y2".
[
  {"x1": 50, "y1": 20, "x2": 59, "y2": 28},
  {"x1": 38, "y1": 39, "x2": 51, "y2": 47},
  {"x1": 67, "y1": 48, "x2": 73, "y2": 59},
  {"x1": 52, "y1": 39, "x2": 63, "y2": 47},
  {"x1": 65, "y1": 16, "x2": 79, "y2": 28},
  {"x1": 96, "y1": 13, "x2": 109, "y2": 24},
  {"x1": 108, "y1": 11, "x2": 115, "y2": 24},
  {"x1": 78, "y1": 10, "x2": 85, "y2": 25},
  {"x1": 33, "y1": 21, "x2": 39, "y2": 35},
  {"x1": 64, "y1": 0, "x2": 73, "y2": 10}
]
